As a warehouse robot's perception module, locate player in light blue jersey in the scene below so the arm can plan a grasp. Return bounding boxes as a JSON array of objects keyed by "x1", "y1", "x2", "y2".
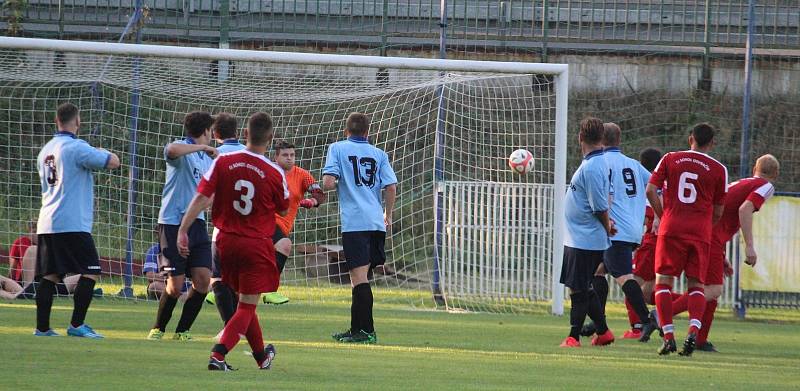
[
  {"x1": 559, "y1": 117, "x2": 616, "y2": 348},
  {"x1": 581, "y1": 123, "x2": 656, "y2": 340},
  {"x1": 34, "y1": 103, "x2": 120, "y2": 338},
  {"x1": 148, "y1": 111, "x2": 218, "y2": 341},
  {"x1": 323, "y1": 112, "x2": 397, "y2": 344}
]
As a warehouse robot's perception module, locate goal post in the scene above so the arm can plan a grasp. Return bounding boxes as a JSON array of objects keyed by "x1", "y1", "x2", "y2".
[{"x1": 0, "y1": 37, "x2": 567, "y2": 314}]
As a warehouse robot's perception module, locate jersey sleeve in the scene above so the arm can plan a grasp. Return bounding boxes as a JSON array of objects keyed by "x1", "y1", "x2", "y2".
[
  {"x1": 379, "y1": 151, "x2": 398, "y2": 188},
  {"x1": 272, "y1": 169, "x2": 290, "y2": 211},
  {"x1": 587, "y1": 163, "x2": 610, "y2": 213},
  {"x1": 164, "y1": 142, "x2": 182, "y2": 167},
  {"x1": 197, "y1": 158, "x2": 220, "y2": 198},
  {"x1": 75, "y1": 141, "x2": 112, "y2": 170},
  {"x1": 648, "y1": 153, "x2": 668, "y2": 188},
  {"x1": 322, "y1": 144, "x2": 340, "y2": 178},
  {"x1": 714, "y1": 164, "x2": 729, "y2": 205},
  {"x1": 747, "y1": 182, "x2": 775, "y2": 211}
]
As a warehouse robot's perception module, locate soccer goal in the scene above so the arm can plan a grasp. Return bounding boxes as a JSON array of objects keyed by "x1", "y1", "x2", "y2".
[{"x1": 0, "y1": 38, "x2": 568, "y2": 315}]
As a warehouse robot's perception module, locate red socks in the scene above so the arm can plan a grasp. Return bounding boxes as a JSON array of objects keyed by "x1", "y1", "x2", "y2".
[
  {"x1": 698, "y1": 299, "x2": 718, "y2": 345},
  {"x1": 687, "y1": 287, "x2": 706, "y2": 335},
  {"x1": 624, "y1": 298, "x2": 640, "y2": 327},
  {"x1": 220, "y1": 302, "x2": 257, "y2": 353},
  {"x1": 654, "y1": 284, "x2": 675, "y2": 340},
  {"x1": 245, "y1": 314, "x2": 266, "y2": 366}
]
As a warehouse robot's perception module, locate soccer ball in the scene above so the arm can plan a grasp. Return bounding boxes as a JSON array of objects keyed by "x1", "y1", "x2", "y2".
[{"x1": 508, "y1": 149, "x2": 535, "y2": 174}]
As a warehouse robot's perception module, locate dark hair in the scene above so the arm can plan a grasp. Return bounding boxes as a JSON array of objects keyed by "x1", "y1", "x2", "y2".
[
  {"x1": 56, "y1": 102, "x2": 79, "y2": 125},
  {"x1": 602, "y1": 122, "x2": 621, "y2": 146},
  {"x1": 579, "y1": 117, "x2": 604, "y2": 144},
  {"x1": 346, "y1": 112, "x2": 370, "y2": 136},
  {"x1": 639, "y1": 148, "x2": 663, "y2": 172},
  {"x1": 212, "y1": 112, "x2": 238, "y2": 140},
  {"x1": 183, "y1": 111, "x2": 214, "y2": 138},
  {"x1": 274, "y1": 139, "x2": 295, "y2": 154},
  {"x1": 691, "y1": 122, "x2": 715, "y2": 147},
  {"x1": 247, "y1": 112, "x2": 274, "y2": 145}
]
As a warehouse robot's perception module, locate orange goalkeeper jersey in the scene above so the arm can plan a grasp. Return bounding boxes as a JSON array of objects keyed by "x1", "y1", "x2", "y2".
[{"x1": 275, "y1": 166, "x2": 316, "y2": 235}]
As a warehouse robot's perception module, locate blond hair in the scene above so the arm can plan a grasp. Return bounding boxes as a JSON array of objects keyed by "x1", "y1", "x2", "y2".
[{"x1": 754, "y1": 154, "x2": 780, "y2": 180}]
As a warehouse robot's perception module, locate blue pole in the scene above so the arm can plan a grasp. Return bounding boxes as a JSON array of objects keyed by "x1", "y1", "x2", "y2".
[
  {"x1": 735, "y1": 0, "x2": 757, "y2": 318},
  {"x1": 431, "y1": 0, "x2": 447, "y2": 305},
  {"x1": 120, "y1": 1, "x2": 144, "y2": 298}
]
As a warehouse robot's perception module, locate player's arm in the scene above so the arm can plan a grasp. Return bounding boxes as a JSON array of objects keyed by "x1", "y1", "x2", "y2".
[
  {"x1": 739, "y1": 200, "x2": 758, "y2": 266},
  {"x1": 165, "y1": 142, "x2": 217, "y2": 159},
  {"x1": 177, "y1": 193, "x2": 213, "y2": 257},
  {"x1": 321, "y1": 144, "x2": 339, "y2": 192},
  {"x1": 587, "y1": 166, "x2": 616, "y2": 236},
  {"x1": 384, "y1": 184, "x2": 397, "y2": 229},
  {"x1": 712, "y1": 204, "x2": 724, "y2": 225},
  {"x1": 97, "y1": 148, "x2": 121, "y2": 169},
  {"x1": 299, "y1": 173, "x2": 326, "y2": 208},
  {"x1": 322, "y1": 175, "x2": 337, "y2": 191},
  {"x1": 78, "y1": 142, "x2": 120, "y2": 170}
]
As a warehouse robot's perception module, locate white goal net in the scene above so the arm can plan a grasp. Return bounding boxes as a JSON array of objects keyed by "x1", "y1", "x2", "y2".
[{"x1": 0, "y1": 38, "x2": 567, "y2": 314}]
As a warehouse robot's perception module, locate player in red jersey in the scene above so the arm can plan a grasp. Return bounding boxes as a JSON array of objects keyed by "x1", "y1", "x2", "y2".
[
  {"x1": 669, "y1": 154, "x2": 778, "y2": 352},
  {"x1": 645, "y1": 123, "x2": 728, "y2": 356},
  {"x1": 177, "y1": 112, "x2": 289, "y2": 371}
]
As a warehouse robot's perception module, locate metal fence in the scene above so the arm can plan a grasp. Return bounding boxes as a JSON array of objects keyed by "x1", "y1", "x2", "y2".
[{"x1": 5, "y1": 1, "x2": 799, "y2": 50}]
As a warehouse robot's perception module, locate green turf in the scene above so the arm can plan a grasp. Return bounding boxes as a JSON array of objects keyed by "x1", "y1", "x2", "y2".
[{"x1": 3, "y1": 298, "x2": 799, "y2": 390}]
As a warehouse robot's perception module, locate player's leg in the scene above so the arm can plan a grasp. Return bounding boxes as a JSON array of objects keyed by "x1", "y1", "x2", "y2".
[
  {"x1": 149, "y1": 224, "x2": 185, "y2": 339},
  {"x1": 0, "y1": 276, "x2": 23, "y2": 299},
  {"x1": 679, "y1": 240, "x2": 709, "y2": 356},
  {"x1": 696, "y1": 244, "x2": 725, "y2": 352},
  {"x1": 64, "y1": 232, "x2": 104, "y2": 339},
  {"x1": 579, "y1": 262, "x2": 606, "y2": 338},
  {"x1": 147, "y1": 280, "x2": 166, "y2": 300},
  {"x1": 262, "y1": 229, "x2": 290, "y2": 305},
  {"x1": 33, "y1": 235, "x2": 60, "y2": 335},
  {"x1": 209, "y1": 240, "x2": 238, "y2": 326},
  {"x1": 653, "y1": 237, "x2": 687, "y2": 354},
  {"x1": 606, "y1": 241, "x2": 651, "y2": 338}
]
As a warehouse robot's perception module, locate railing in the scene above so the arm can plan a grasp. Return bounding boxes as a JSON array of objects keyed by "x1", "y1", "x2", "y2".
[{"x1": 5, "y1": 1, "x2": 799, "y2": 49}]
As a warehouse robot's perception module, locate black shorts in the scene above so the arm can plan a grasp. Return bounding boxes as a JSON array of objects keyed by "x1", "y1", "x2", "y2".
[
  {"x1": 603, "y1": 241, "x2": 637, "y2": 278},
  {"x1": 559, "y1": 246, "x2": 604, "y2": 291},
  {"x1": 159, "y1": 220, "x2": 212, "y2": 277},
  {"x1": 342, "y1": 231, "x2": 386, "y2": 270},
  {"x1": 36, "y1": 232, "x2": 101, "y2": 278},
  {"x1": 272, "y1": 226, "x2": 288, "y2": 245}
]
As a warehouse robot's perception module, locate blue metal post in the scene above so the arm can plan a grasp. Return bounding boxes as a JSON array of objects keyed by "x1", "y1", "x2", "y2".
[
  {"x1": 119, "y1": 0, "x2": 144, "y2": 298},
  {"x1": 431, "y1": 0, "x2": 448, "y2": 305},
  {"x1": 734, "y1": 0, "x2": 757, "y2": 318}
]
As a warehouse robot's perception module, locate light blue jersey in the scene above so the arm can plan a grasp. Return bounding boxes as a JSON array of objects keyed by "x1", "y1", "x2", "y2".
[
  {"x1": 157, "y1": 138, "x2": 213, "y2": 225},
  {"x1": 322, "y1": 136, "x2": 397, "y2": 232},
  {"x1": 37, "y1": 131, "x2": 111, "y2": 234},
  {"x1": 604, "y1": 147, "x2": 652, "y2": 243},
  {"x1": 216, "y1": 139, "x2": 245, "y2": 154},
  {"x1": 564, "y1": 148, "x2": 612, "y2": 250}
]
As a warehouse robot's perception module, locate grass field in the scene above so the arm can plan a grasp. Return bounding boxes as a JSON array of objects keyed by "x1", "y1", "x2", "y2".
[{"x1": 3, "y1": 294, "x2": 800, "y2": 390}]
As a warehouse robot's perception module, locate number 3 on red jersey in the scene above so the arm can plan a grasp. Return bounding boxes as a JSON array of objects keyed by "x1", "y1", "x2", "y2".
[{"x1": 233, "y1": 179, "x2": 255, "y2": 215}]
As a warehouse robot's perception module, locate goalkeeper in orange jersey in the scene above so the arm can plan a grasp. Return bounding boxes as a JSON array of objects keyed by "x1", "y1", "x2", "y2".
[{"x1": 260, "y1": 140, "x2": 326, "y2": 304}]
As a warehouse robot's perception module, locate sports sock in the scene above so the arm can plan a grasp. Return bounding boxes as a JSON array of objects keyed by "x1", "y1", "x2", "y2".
[
  {"x1": 176, "y1": 288, "x2": 206, "y2": 333},
  {"x1": 350, "y1": 286, "x2": 361, "y2": 333},
  {"x1": 20, "y1": 281, "x2": 37, "y2": 298},
  {"x1": 276, "y1": 251, "x2": 288, "y2": 274},
  {"x1": 245, "y1": 314, "x2": 267, "y2": 366},
  {"x1": 687, "y1": 287, "x2": 706, "y2": 335},
  {"x1": 70, "y1": 277, "x2": 96, "y2": 327},
  {"x1": 153, "y1": 293, "x2": 179, "y2": 332},
  {"x1": 354, "y1": 283, "x2": 374, "y2": 333},
  {"x1": 585, "y1": 289, "x2": 609, "y2": 335},
  {"x1": 35, "y1": 278, "x2": 56, "y2": 332},
  {"x1": 624, "y1": 297, "x2": 640, "y2": 328},
  {"x1": 213, "y1": 281, "x2": 236, "y2": 324},
  {"x1": 621, "y1": 279, "x2": 649, "y2": 328},
  {"x1": 568, "y1": 291, "x2": 590, "y2": 340},
  {"x1": 213, "y1": 301, "x2": 256, "y2": 359},
  {"x1": 654, "y1": 284, "x2": 675, "y2": 340},
  {"x1": 697, "y1": 299, "x2": 718, "y2": 346},
  {"x1": 592, "y1": 275, "x2": 609, "y2": 314},
  {"x1": 672, "y1": 292, "x2": 689, "y2": 316}
]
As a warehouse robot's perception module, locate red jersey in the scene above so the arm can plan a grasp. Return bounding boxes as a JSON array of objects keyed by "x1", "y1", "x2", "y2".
[
  {"x1": 275, "y1": 166, "x2": 316, "y2": 235},
  {"x1": 649, "y1": 150, "x2": 728, "y2": 243},
  {"x1": 9, "y1": 236, "x2": 32, "y2": 281},
  {"x1": 198, "y1": 150, "x2": 289, "y2": 240},
  {"x1": 712, "y1": 176, "x2": 774, "y2": 245}
]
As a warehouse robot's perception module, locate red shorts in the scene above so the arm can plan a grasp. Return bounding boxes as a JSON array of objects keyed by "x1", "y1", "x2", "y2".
[
  {"x1": 632, "y1": 239, "x2": 656, "y2": 281},
  {"x1": 215, "y1": 232, "x2": 279, "y2": 294},
  {"x1": 655, "y1": 237, "x2": 710, "y2": 283},
  {"x1": 706, "y1": 242, "x2": 726, "y2": 285}
]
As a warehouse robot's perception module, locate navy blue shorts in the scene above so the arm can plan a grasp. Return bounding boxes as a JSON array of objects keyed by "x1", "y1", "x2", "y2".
[
  {"x1": 559, "y1": 246, "x2": 604, "y2": 291},
  {"x1": 342, "y1": 231, "x2": 386, "y2": 270},
  {"x1": 159, "y1": 220, "x2": 211, "y2": 277},
  {"x1": 603, "y1": 241, "x2": 637, "y2": 278},
  {"x1": 37, "y1": 232, "x2": 101, "y2": 278}
]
